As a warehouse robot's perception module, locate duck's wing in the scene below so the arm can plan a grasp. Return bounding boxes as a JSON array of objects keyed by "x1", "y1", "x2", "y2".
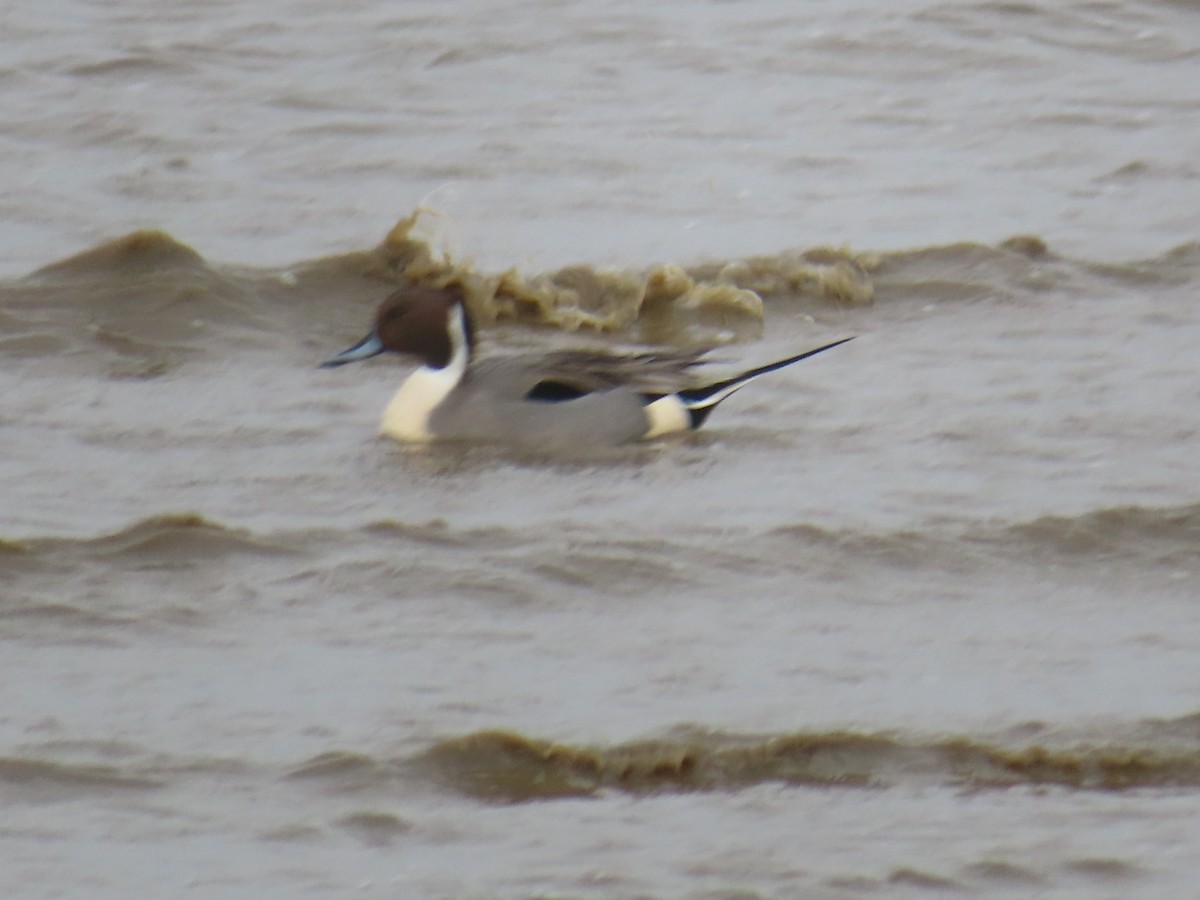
[{"x1": 470, "y1": 347, "x2": 714, "y2": 402}]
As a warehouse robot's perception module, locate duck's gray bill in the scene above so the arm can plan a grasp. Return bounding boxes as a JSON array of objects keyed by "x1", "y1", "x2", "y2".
[{"x1": 320, "y1": 331, "x2": 384, "y2": 368}]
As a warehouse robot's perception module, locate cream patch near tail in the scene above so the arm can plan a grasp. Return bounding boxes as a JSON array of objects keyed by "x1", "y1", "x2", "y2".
[{"x1": 643, "y1": 394, "x2": 691, "y2": 439}]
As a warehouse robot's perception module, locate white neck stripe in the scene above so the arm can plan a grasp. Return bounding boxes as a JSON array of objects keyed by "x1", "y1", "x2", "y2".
[
  {"x1": 442, "y1": 302, "x2": 470, "y2": 384},
  {"x1": 379, "y1": 302, "x2": 470, "y2": 442}
]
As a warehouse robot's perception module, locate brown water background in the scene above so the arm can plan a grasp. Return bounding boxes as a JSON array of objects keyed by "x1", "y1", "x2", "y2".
[{"x1": 3, "y1": 2, "x2": 1200, "y2": 898}]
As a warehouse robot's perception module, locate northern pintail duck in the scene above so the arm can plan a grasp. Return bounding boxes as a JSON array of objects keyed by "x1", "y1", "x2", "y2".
[{"x1": 321, "y1": 284, "x2": 852, "y2": 446}]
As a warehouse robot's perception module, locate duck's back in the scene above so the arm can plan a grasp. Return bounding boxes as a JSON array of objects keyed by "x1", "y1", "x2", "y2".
[{"x1": 427, "y1": 356, "x2": 654, "y2": 448}]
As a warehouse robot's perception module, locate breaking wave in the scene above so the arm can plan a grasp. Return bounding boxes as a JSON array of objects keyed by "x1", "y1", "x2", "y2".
[{"x1": 6, "y1": 208, "x2": 1195, "y2": 376}]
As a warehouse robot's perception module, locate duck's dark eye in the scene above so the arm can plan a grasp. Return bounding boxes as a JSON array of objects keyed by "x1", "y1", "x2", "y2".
[{"x1": 526, "y1": 380, "x2": 592, "y2": 402}]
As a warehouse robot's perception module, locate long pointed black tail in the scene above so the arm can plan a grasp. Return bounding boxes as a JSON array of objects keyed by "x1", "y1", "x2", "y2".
[{"x1": 676, "y1": 336, "x2": 854, "y2": 428}]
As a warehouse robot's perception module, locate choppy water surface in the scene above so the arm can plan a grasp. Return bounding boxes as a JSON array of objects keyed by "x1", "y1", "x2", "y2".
[{"x1": 3, "y1": 2, "x2": 1200, "y2": 898}]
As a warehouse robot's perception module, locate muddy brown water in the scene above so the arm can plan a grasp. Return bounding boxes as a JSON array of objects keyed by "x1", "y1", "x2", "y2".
[{"x1": 4, "y1": 2, "x2": 1200, "y2": 897}]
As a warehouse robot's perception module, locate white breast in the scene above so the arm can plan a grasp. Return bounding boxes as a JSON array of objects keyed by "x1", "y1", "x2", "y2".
[{"x1": 379, "y1": 366, "x2": 460, "y2": 442}]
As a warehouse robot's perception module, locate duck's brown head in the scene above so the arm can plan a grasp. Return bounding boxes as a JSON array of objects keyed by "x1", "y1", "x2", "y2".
[{"x1": 321, "y1": 284, "x2": 473, "y2": 370}]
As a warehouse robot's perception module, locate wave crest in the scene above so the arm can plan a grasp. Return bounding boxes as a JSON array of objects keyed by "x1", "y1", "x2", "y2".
[{"x1": 412, "y1": 717, "x2": 1200, "y2": 803}]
